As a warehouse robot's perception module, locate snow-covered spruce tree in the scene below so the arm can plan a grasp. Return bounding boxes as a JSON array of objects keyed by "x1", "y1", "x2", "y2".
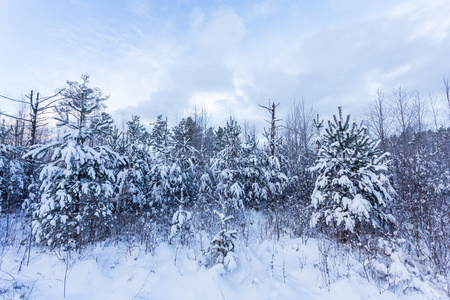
[
  {"x1": 26, "y1": 89, "x2": 122, "y2": 249},
  {"x1": 310, "y1": 107, "x2": 393, "y2": 241}
]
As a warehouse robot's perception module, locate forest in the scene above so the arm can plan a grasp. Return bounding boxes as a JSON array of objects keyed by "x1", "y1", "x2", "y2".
[{"x1": 1, "y1": 74, "x2": 449, "y2": 299}]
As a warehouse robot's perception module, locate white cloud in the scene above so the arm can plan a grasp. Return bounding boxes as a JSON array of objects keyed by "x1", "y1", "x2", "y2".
[
  {"x1": 189, "y1": 7, "x2": 205, "y2": 31},
  {"x1": 385, "y1": 0, "x2": 450, "y2": 41},
  {"x1": 1, "y1": 0, "x2": 450, "y2": 129},
  {"x1": 188, "y1": 7, "x2": 247, "y2": 60},
  {"x1": 248, "y1": 0, "x2": 280, "y2": 19},
  {"x1": 127, "y1": 0, "x2": 150, "y2": 18}
]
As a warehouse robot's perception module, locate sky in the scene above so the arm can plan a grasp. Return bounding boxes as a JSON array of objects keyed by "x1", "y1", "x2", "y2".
[{"x1": 1, "y1": 0, "x2": 450, "y2": 130}]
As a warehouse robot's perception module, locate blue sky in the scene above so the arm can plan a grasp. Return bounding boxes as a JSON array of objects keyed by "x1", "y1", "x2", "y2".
[{"x1": 1, "y1": 0, "x2": 450, "y2": 128}]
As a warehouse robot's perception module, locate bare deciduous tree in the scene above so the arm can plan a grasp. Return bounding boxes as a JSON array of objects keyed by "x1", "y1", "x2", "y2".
[
  {"x1": 442, "y1": 73, "x2": 450, "y2": 123},
  {"x1": 284, "y1": 97, "x2": 316, "y2": 159},
  {"x1": 390, "y1": 87, "x2": 416, "y2": 157},
  {"x1": 366, "y1": 90, "x2": 391, "y2": 152}
]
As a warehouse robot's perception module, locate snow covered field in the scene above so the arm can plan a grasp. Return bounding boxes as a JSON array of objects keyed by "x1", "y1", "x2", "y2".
[{"x1": 1, "y1": 217, "x2": 447, "y2": 300}]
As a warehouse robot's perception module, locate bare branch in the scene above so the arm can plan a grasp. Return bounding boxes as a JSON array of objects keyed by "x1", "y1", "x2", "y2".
[
  {"x1": 0, "y1": 94, "x2": 28, "y2": 104},
  {"x1": 0, "y1": 111, "x2": 31, "y2": 122}
]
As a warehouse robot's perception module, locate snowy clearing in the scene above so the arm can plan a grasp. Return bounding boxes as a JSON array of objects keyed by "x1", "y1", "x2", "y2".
[{"x1": 1, "y1": 234, "x2": 446, "y2": 300}]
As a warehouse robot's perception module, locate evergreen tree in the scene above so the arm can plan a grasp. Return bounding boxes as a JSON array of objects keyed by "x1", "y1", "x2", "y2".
[
  {"x1": 202, "y1": 126, "x2": 216, "y2": 162},
  {"x1": 207, "y1": 208, "x2": 238, "y2": 271},
  {"x1": 239, "y1": 135, "x2": 265, "y2": 208},
  {"x1": 116, "y1": 115, "x2": 152, "y2": 214},
  {"x1": 210, "y1": 117, "x2": 245, "y2": 211},
  {"x1": 107, "y1": 125, "x2": 124, "y2": 154},
  {"x1": 168, "y1": 190, "x2": 192, "y2": 246},
  {"x1": 0, "y1": 124, "x2": 26, "y2": 216},
  {"x1": 172, "y1": 116, "x2": 202, "y2": 154},
  {"x1": 148, "y1": 115, "x2": 193, "y2": 225},
  {"x1": 258, "y1": 149, "x2": 289, "y2": 209},
  {"x1": 214, "y1": 126, "x2": 226, "y2": 152},
  {"x1": 259, "y1": 101, "x2": 290, "y2": 208},
  {"x1": 258, "y1": 101, "x2": 290, "y2": 240},
  {"x1": 59, "y1": 74, "x2": 108, "y2": 117},
  {"x1": 150, "y1": 115, "x2": 171, "y2": 158},
  {"x1": 27, "y1": 89, "x2": 121, "y2": 249},
  {"x1": 310, "y1": 107, "x2": 393, "y2": 240},
  {"x1": 0, "y1": 144, "x2": 25, "y2": 219},
  {"x1": 172, "y1": 116, "x2": 200, "y2": 193},
  {"x1": 89, "y1": 112, "x2": 115, "y2": 147}
]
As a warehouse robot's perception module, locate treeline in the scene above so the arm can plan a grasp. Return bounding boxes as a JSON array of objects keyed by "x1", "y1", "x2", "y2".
[{"x1": 0, "y1": 74, "x2": 449, "y2": 281}]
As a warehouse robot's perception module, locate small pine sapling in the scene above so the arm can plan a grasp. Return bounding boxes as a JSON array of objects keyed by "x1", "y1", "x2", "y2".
[
  {"x1": 168, "y1": 190, "x2": 192, "y2": 246},
  {"x1": 207, "y1": 209, "x2": 238, "y2": 271}
]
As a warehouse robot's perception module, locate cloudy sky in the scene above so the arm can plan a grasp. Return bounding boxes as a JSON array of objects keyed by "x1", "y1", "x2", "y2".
[{"x1": 1, "y1": 0, "x2": 449, "y2": 129}]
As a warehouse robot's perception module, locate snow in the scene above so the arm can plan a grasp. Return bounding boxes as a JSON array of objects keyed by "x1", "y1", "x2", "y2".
[
  {"x1": 350, "y1": 194, "x2": 370, "y2": 219},
  {"x1": 1, "y1": 222, "x2": 446, "y2": 300}
]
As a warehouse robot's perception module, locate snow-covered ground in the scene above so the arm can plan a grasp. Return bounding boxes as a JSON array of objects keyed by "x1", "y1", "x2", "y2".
[{"x1": 1, "y1": 217, "x2": 447, "y2": 299}]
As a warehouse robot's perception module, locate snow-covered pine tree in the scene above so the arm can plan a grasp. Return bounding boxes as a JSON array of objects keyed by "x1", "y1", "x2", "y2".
[
  {"x1": 310, "y1": 107, "x2": 393, "y2": 241},
  {"x1": 26, "y1": 88, "x2": 122, "y2": 249},
  {"x1": 172, "y1": 117, "x2": 202, "y2": 155},
  {"x1": 259, "y1": 101, "x2": 289, "y2": 209},
  {"x1": 171, "y1": 116, "x2": 201, "y2": 204},
  {"x1": 0, "y1": 142, "x2": 26, "y2": 240},
  {"x1": 214, "y1": 126, "x2": 226, "y2": 152},
  {"x1": 148, "y1": 116, "x2": 192, "y2": 226},
  {"x1": 150, "y1": 115, "x2": 171, "y2": 159},
  {"x1": 0, "y1": 125, "x2": 26, "y2": 216},
  {"x1": 259, "y1": 140, "x2": 289, "y2": 210},
  {"x1": 206, "y1": 117, "x2": 283, "y2": 211},
  {"x1": 59, "y1": 74, "x2": 108, "y2": 122},
  {"x1": 258, "y1": 101, "x2": 290, "y2": 240},
  {"x1": 239, "y1": 134, "x2": 265, "y2": 209},
  {"x1": 149, "y1": 115, "x2": 174, "y2": 222},
  {"x1": 116, "y1": 115, "x2": 152, "y2": 215},
  {"x1": 207, "y1": 207, "x2": 238, "y2": 271},
  {"x1": 107, "y1": 125, "x2": 123, "y2": 154},
  {"x1": 168, "y1": 189, "x2": 192, "y2": 246},
  {"x1": 210, "y1": 117, "x2": 246, "y2": 211}
]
